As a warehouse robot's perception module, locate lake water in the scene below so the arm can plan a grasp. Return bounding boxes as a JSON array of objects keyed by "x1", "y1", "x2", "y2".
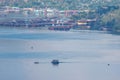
[{"x1": 0, "y1": 27, "x2": 120, "y2": 80}]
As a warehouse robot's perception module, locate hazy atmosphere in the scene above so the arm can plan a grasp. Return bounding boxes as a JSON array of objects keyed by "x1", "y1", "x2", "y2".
[{"x1": 0, "y1": 0, "x2": 120, "y2": 80}]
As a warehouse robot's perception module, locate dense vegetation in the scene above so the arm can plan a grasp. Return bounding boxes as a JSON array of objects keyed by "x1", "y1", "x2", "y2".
[
  {"x1": 101, "y1": 9, "x2": 120, "y2": 32},
  {"x1": 0, "y1": 0, "x2": 120, "y2": 9},
  {"x1": 70, "y1": 5, "x2": 120, "y2": 33}
]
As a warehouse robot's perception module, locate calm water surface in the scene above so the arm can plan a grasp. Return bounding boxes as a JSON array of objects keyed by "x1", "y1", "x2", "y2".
[{"x1": 0, "y1": 27, "x2": 120, "y2": 80}]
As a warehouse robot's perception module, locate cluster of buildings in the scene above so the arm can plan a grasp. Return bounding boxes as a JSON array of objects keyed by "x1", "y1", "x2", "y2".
[
  {"x1": 0, "y1": 6, "x2": 80, "y2": 18},
  {"x1": 0, "y1": 6, "x2": 96, "y2": 30}
]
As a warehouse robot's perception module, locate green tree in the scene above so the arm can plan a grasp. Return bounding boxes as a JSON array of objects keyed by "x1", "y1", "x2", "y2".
[{"x1": 101, "y1": 9, "x2": 120, "y2": 32}]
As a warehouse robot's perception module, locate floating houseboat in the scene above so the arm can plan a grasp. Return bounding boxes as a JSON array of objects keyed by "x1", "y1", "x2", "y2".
[{"x1": 48, "y1": 25, "x2": 72, "y2": 31}]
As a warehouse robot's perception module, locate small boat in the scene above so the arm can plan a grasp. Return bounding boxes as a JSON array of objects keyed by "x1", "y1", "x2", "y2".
[
  {"x1": 51, "y1": 59, "x2": 59, "y2": 65},
  {"x1": 34, "y1": 62, "x2": 39, "y2": 64}
]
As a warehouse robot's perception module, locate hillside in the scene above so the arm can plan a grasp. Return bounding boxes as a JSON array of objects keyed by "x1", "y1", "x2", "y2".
[{"x1": 0, "y1": 0, "x2": 120, "y2": 10}]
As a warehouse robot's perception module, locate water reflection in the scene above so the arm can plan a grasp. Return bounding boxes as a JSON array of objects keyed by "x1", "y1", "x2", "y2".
[
  {"x1": 0, "y1": 59, "x2": 120, "y2": 80},
  {"x1": 0, "y1": 28, "x2": 120, "y2": 80}
]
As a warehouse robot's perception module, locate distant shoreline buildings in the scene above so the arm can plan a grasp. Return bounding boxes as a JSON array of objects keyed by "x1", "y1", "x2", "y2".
[
  {"x1": 0, "y1": 6, "x2": 94, "y2": 18},
  {"x1": 0, "y1": 6, "x2": 96, "y2": 31}
]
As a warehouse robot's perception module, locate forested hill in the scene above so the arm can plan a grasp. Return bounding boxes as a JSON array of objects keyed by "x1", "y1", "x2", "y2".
[{"x1": 0, "y1": 0, "x2": 120, "y2": 10}]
